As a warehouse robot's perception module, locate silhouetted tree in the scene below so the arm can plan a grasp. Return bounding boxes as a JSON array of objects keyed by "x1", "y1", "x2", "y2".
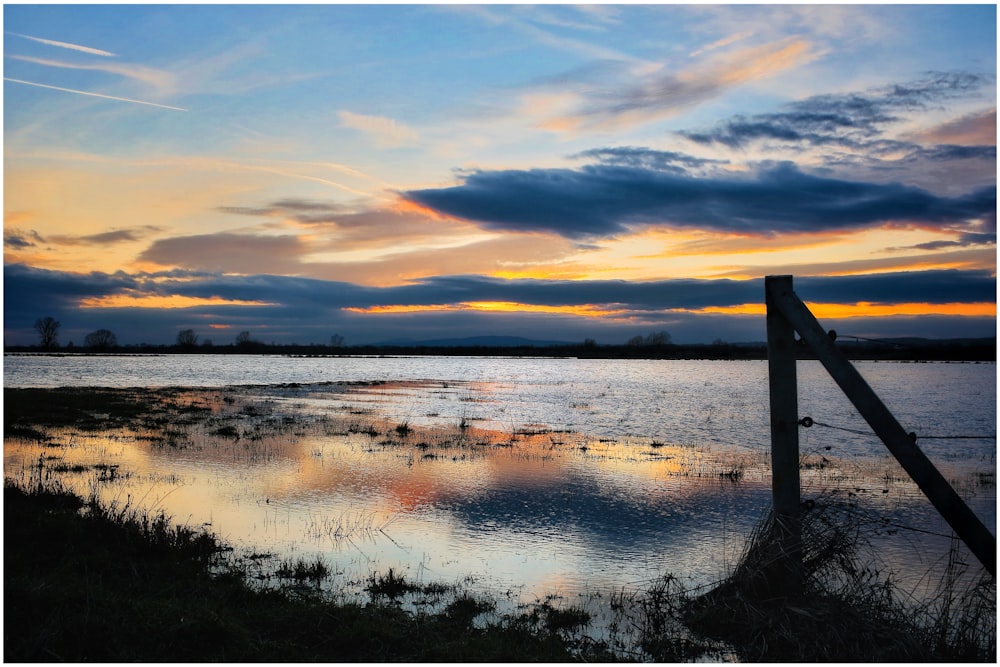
[
  {"x1": 235, "y1": 331, "x2": 253, "y2": 347},
  {"x1": 626, "y1": 331, "x2": 672, "y2": 347},
  {"x1": 329, "y1": 334, "x2": 346, "y2": 347},
  {"x1": 176, "y1": 329, "x2": 199, "y2": 348},
  {"x1": 83, "y1": 329, "x2": 118, "y2": 350},
  {"x1": 34, "y1": 316, "x2": 60, "y2": 349},
  {"x1": 645, "y1": 331, "x2": 672, "y2": 346},
  {"x1": 582, "y1": 338, "x2": 597, "y2": 348}
]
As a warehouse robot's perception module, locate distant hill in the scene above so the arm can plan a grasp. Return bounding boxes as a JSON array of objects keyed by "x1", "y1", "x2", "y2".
[
  {"x1": 372, "y1": 335, "x2": 575, "y2": 348},
  {"x1": 835, "y1": 336, "x2": 997, "y2": 347}
]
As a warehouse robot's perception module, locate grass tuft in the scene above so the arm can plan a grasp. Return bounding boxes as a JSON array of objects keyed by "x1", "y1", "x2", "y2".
[
  {"x1": 274, "y1": 557, "x2": 330, "y2": 582},
  {"x1": 677, "y1": 500, "x2": 996, "y2": 662},
  {"x1": 365, "y1": 567, "x2": 420, "y2": 601}
]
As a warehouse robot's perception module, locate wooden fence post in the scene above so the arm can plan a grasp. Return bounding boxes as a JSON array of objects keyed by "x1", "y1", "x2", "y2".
[
  {"x1": 765, "y1": 275, "x2": 802, "y2": 592},
  {"x1": 766, "y1": 275, "x2": 996, "y2": 576}
]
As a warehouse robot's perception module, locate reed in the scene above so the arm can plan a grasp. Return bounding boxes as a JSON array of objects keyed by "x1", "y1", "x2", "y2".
[
  {"x1": 4, "y1": 477, "x2": 616, "y2": 662},
  {"x1": 678, "y1": 499, "x2": 996, "y2": 662}
]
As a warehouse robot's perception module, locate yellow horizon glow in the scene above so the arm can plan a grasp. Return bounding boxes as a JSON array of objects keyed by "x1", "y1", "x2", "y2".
[
  {"x1": 693, "y1": 302, "x2": 996, "y2": 318},
  {"x1": 80, "y1": 294, "x2": 277, "y2": 309},
  {"x1": 345, "y1": 300, "x2": 995, "y2": 319},
  {"x1": 345, "y1": 302, "x2": 631, "y2": 317}
]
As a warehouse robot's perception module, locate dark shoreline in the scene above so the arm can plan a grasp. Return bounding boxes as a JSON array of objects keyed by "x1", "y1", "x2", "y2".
[{"x1": 5, "y1": 337, "x2": 997, "y2": 361}]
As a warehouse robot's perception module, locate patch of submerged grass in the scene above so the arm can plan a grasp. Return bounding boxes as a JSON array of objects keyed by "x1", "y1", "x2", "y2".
[
  {"x1": 366, "y1": 567, "x2": 421, "y2": 601},
  {"x1": 274, "y1": 557, "x2": 330, "y2": 582},
  {"x1": 4, "y1": 387, "x2": 163, "y2": 431},
  {"x1": 4, "y1": 424, "x2": 51, "y2": 442},
  {"x1": 210, "y1": 424, "x2": 241, "y2": 439}
]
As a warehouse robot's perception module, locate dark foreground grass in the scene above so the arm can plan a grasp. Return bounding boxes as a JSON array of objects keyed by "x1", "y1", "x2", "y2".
[
  {"x1": 4, "y1": 481, "x2": 616, "y2": 662},
  {"x1": 679, "y1": 502, "x2": 996, "y2": 662}
]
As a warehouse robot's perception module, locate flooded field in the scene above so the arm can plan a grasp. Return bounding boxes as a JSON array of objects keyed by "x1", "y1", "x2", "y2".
[{"x1": 4, "y1": 356, "x2": 995, "y2": 617}]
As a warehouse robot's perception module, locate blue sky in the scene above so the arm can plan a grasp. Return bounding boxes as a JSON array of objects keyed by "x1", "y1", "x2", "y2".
[{"x1": 3, "y1": 4, "x2": 996, "y2": 346}]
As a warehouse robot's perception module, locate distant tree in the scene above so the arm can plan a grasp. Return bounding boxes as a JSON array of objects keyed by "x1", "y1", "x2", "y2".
[
  {"x1": 34, "y1": 316, "x2": 60, "y2": 349},
  {"x1": 712, "y1": 338, "x2": 728, "y2": 346},
  {"x1": 626, "y1": 331, "x2": 672, "y2": 347},
  {"x1": 201, "y1": 339, "x2": 213, "y2": 348},
  {"x1": 645, "y1": 331, "x2": 672, "y2": 346},
  {"x1": 176, "y1": 329, "x2": 199, "y2": 348},
  {"x1": 582, "y1": 338, "x2": 597, "y2": 348},
  {"x1": 235, "y1": 331, "x2": 253, "y2": 347},
  {"x1": 329, "y1": 334, "x2": 346, "y2": 348},
  {"x1": 83, "y1": 329, "x2": 118, "y2": 350}
]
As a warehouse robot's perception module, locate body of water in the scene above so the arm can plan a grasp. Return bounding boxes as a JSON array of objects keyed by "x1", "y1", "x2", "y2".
[{"x1": 4, "y1": 353, "x2": 996, "y2": 609}]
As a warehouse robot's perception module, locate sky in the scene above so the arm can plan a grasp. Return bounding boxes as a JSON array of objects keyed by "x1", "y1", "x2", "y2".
[{"x1": 3, "y1": 3, "x2": 997, "y2": 347}]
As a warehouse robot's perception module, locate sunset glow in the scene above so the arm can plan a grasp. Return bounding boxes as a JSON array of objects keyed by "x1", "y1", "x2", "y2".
[
  {"x1": 79, "y1": 295, "x2": 277, "y2": 310},
  {"x1": 692, "y1": 302, "x2": 997, "y2": 318},
  {"x1": 4, "y1": 5, "x2": 994, "y2": 346}
]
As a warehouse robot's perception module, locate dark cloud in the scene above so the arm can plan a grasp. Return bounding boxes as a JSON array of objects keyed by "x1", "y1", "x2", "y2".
[
  {"x1": 4, "y1": 228, "x2": 44, "y2": 248},
  {"x1": 5, "y1": 263, "x2": 993, "y2": 346},
  {"x1": 49, "y1": 226, "x2": 163, "y2": 246},
  {"x1": 404, "y1": 160, "x2": 995, "y2": 239},
  {"x1": 680, "y1": 71, "x2": 992, "y2": 150},
  {"x1": 793, "y1": 270, "x2": 996, "y2": 304},
  {"x1": 892, "y1": 231, "x2": 997, "y2": 252},
  {"x1": 918, "y1": 145, "x2": 997, "y2": 162},
  {"x1": 570, "y1": 146, "x2": 729, "y2": 174},
  {"x1": 3, "y1": 263, "x2": 138, "y2": 317}
]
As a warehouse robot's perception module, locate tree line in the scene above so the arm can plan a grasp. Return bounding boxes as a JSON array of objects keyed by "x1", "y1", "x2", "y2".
[
  {"x1": 26, "y1": 317, "x2": 668, "y2": 352},
  {"x1": 16, "y1": 317, "x2": 995, "y2": 361},
  {"x1": 28, "y1": 316, "x2": 350, "y2": 352}
]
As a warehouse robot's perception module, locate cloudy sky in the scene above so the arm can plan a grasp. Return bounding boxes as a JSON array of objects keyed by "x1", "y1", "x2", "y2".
[{"x1": 4, "y1": 4, "x2": 996, "y2": 346}]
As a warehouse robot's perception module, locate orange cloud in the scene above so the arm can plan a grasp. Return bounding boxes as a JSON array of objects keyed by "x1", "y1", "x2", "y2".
[
  {"x1": 710, "y1": 39, "x2": 815, "y2": 86},
  {"x1": 691, "y1": 302, "x2": 996, "y2": 318},
  {"x1": 906, "y1": 108, "x2": 997, "y2": 146},
  {"x1": 346, "y1": 301, "x2": 629, "y2": 318},
  {"x1": 344, "y1": 304, "x2": 460, "y2": 314},
  {"x1": 80, "y1": 295, "x2": 276, "y2": 309}
]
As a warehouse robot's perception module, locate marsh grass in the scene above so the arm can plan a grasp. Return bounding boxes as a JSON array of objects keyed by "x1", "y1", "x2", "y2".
[
  {"x1": 677, "y1": 499, "x2": 996, "y2": 662},
  {"x1": 274, "y1": 556, "x2": 330, "y2": 582},
  {"x1": 4, "y1": 478, "x2": 617, "y2": 662},
  {"x1": 366, "y1": 567, "x2": 422, "y2": 600}
]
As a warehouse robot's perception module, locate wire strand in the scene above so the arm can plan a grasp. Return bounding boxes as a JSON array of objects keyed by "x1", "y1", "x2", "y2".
[{"x1": 801, "y1": 417, "x2": 996, "y2": 440}]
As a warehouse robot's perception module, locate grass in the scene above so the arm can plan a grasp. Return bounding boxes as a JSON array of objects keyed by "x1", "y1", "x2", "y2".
[
  {"x1": 678, "y1": 500, "x2": 996, "y2": 662},
  {"x1": 274, "y1": 557, "x2": 330, "y2": 582},
  {"x1": 4, "y1": 478, "x2": 619, "y2": 662}
]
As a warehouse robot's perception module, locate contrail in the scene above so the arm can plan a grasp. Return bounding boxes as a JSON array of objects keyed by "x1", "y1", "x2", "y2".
[
  {"x1": 4, "y1": 77, "x2": 187, "y2": 111},
  {"x1": 7, "y1": 32, "x2": 116, "y2": 57}
]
